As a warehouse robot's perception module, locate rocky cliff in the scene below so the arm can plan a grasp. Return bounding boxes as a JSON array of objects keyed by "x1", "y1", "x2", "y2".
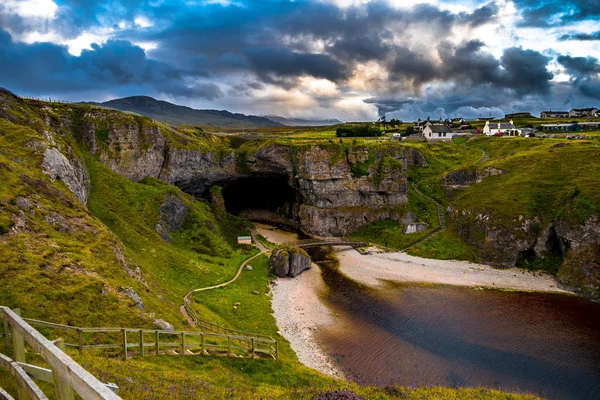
[{"x1": 48, "y1": 107, "x2": 427, "y2": 236}]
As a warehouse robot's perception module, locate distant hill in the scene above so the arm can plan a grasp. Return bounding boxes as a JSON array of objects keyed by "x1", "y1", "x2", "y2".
[
  {"x1": 84, "y1": 96, "x2": 282, "y2": 128},
  {"x1": 264, "y1": 115, "x2": 342, "y2": 126}
]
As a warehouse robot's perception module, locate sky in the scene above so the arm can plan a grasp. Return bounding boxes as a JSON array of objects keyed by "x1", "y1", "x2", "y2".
[{"x1": 0, "y1": 0, "x2": 599, "y2": 121}]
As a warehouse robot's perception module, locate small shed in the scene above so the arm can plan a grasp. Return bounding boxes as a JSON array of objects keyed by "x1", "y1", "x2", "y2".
[{"x1": 237, "y1": 236, "x2": 252, "y2": 245}]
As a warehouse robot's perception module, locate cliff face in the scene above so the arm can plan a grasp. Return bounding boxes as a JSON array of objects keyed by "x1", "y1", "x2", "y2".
[{"x1": 70, "y1": 112, "x2": 427, "y2": 236}]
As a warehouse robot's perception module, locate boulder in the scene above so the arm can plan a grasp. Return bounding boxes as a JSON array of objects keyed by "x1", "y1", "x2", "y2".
[
  {"x1": 270, "y1": 247, "x2": 311, "y2": 277},
  {"x1": 155, "y1": 194, "x2": 188, "y2": 242},
  {"x1": 154, "y1": 319, "x2": 174, "y2": 331}
]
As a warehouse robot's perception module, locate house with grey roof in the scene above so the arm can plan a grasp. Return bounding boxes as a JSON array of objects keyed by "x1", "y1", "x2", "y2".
[
  {"x1": 422, "y1": 122, "x2": 454, "y2": 140},
  {"x1": 483, "y1": 120, "x2": 521, "y2": 136},
  {"x1": 541, "y1": 110, "x2": 569, "y2": 118},
  {"x1": 569, "y1": 107, "x2": 598, "y2": 118}
]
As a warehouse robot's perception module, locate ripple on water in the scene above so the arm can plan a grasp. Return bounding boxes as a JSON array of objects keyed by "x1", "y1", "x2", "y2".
[{"x1": 317, "y1": 266, "x2": 600, "y2": 400}]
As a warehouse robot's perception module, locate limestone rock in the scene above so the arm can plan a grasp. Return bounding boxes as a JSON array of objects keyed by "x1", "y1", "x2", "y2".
[
  {"x1": 45, "y1": 212, "x2": 69, "y2": 232},
  {"x1": 41, "y1": 148, "x2": 90, "y2": 205},
  {"x1": 270, "y1": 247, "x2": 311, "y2": 277},
  {"x1": 154, "y1": 319, "x2": 174, "y2": 331},
  {"x1": 245, "y1": 265, "x2": 253, "y2": 271},
  {"x1": 155, "y1": 194, "x2": 188, "y2": 242},
  {"x1": 121, "y1": 287, "x2": 145, "y2": 310}
]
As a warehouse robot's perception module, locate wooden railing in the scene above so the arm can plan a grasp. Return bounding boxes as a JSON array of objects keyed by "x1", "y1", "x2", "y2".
[
  {"x1": 0, "y1": 306, "x2": 120, "y2": 400},
  {"x1": 19, "y1": 316, "x2": 277, "y2": 361},
  {"x1": 182, "y1": 298, "x2": 277, "y2": 359}
]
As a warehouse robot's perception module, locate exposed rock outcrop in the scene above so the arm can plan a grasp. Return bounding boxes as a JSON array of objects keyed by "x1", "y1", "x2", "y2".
[
  {"x1": 443, "y1": 167, "x2": 505, "y2": 188},
  {"x1": 41, "y1": 148, "x2": 90, "y2": 205},
  {"x1": 80, "y1": 117, "x2": 429, "y2": 236},
  {"x1": 270, "y1": 247, "x2": 312, "y2": 277},
  {"x1": 121, "y1": 287, "x2": 145, "y2": 310},
  {"x1": 155, "y1": 194, "x2": 188, "y2": 242}
]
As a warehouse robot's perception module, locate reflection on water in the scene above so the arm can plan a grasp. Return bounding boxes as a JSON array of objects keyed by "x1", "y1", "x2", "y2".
[{"x1": 317, "y1": 263, "x2": 600, "y2": 400}]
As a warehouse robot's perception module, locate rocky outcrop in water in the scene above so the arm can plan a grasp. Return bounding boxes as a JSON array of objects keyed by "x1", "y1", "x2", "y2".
[{"x1": 270, "y1": 247, "x2": 312, "y2": 277}]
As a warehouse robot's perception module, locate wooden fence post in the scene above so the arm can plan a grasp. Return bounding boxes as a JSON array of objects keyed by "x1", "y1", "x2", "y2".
[
  {"x1": 180, "y1": 333, "x2": 185, "y2": 356},
  {"x1": 201, "y1": 333, "x2": 205, "y2": 354},
  {"x1": 139, "y1": 330, "x2": 144, "y2": 357},
  {"x1": 78, "y1": 329, "x2": 83, "y2": 356},
  {"x1": 2, "y1": 314, "x2": 10, "y2": 349},
  {"x1": 275, "y1": 340, "x2": 278, "y2": 360},
  {"x1": 11, "y1": 309, "x2": 25, "y2": 364},
  {"x1": 155, "y1": 331, "x2": 159, "y2": 355},
  {"x1": 251, "y1": 338, "x2": 255, "y2": 359},
  {"x1": 227, "y1": 336, "x2": 231, "y2": 357},
  {"x1": 122, "y1": 329, "x2": 127, "y2": 360},
  {"x1": 53, "y1": 362, "x2": 75, "y2": 400}
]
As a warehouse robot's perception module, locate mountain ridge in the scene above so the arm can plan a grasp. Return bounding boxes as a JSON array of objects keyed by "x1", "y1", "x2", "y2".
[{"x1": 83, "y1": 95, "x2": 282, "y2": 128}]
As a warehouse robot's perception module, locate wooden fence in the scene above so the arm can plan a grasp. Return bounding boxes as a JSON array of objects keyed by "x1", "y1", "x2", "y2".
[
  {"x1": 0, "y1": 306, "x2": 120, "y2": 400},
  {"x1": 182, "y1": 298, "x2": 277, "y2": 359}
]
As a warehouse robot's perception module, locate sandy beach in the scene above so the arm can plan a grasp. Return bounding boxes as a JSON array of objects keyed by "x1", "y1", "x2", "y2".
[
  {"x1": 262, "y1": 224, "x2": 572, "y2": 380},
  {"x1": 270, "y1": 264, "x2": 346, "y2": 379},
  {"x1": 336, "y1": 247, "x2": 569, "y2": 293}
]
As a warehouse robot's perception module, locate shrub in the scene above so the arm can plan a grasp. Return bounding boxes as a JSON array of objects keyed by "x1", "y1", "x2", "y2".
[{"x1": 336, "y1": 125, "x2": 382, "y2": 138}]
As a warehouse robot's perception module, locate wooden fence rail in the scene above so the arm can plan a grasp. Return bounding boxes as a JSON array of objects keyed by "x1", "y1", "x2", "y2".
[
  {"x1": 21, "y1": 316, "x2": 277, "y2": 361},
  {"x1": 0, "y1": 306, "x2": 120, "y2": 400}
]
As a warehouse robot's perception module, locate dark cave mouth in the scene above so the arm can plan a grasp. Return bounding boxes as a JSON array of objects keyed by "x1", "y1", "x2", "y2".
[{"x1": 217, "y1": 175, "x2": 298, "y2": 217}]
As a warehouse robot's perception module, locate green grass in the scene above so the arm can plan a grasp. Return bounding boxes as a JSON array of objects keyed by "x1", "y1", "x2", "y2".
[
  {"x1": 349, "y1": 188, "x2": 440, "y2": 250},
  {"x1": 457, "y1": 137, "x2": 600, "y2": 226},
  {"x1": 408, "y1": 228, "x2": 482, "y2": 261},
  {"x1": 0, "y1": 93, "x2": 549, "y2": 400}
]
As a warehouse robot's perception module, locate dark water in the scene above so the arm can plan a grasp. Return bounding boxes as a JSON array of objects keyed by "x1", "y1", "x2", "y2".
[{"x1": 317, "y1": 264, "x2": 600, "y2": 400}]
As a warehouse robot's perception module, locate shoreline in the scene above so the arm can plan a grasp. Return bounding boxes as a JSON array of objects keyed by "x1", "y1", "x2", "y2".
[
  {"x1": 336, "y1": 247, "x2": 570, "y2": 294},
  {"x1": 270, "y1": 264, "x2": 346, "y2": 379},
  {"x1": 260, "y1": 224, "x2": 576, "y2": 380}
]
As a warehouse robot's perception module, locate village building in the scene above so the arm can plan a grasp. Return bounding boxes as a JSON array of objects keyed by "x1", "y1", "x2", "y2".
[
  {"x1": 569, "y1": 108, "x2": 599, "y2": 118},
  {"x1": 483, "y1": 120, "x2": 521, "y2": 136},
  {"x1": 505, "y1": 112, "x2": 532, "y2": 119},
  {"x1": 237, "y1": 236, "x2": 252, "y2": 245},
  {"x1": 540, "y1": 111, "x2": 569, "y2": 118},
  {"x1": 413, "y1": 117, "x2": 431, "y2": 133},
  {"x1": 541, "y1": 123, "x2": 581, "y2": 131},
  {"x1": 422, "y1": 121, "x2": 454, "y2": 140}
]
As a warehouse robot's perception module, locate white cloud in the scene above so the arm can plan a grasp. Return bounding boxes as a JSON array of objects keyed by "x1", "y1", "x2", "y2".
[
  {"x1": 134, "y1": 16, "x2": 153, "y2": 28},
  {"x1": 2, "y1": 0, "x2": 58, "y2": 19}
]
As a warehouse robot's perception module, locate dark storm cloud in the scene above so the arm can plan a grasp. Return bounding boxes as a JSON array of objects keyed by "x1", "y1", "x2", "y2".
[
  {"x1": 460, "y1": 2, "x2": 500, "y2": 27},
  {"x1": 557, "y1": 55, "x2": 600, "y2": 100},
  {"x1": 242, "y1": 47, "x2": 349, "y2": 83},
  {"x1": 0, "y1": 30, "x2": 218, "y2": 99},
  {"x1": 557, "y1": 55, "x2": 600, "y2": 75},
  {"x1": 513, "y1": 0, "x2": 600, "y2": 27},
  {"x1": 559, "y1": 30, "x2": 600, "y2": 41}
]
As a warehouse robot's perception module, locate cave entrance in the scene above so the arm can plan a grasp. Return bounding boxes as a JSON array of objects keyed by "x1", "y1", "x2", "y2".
[{"x1": 218, "y1": 175, "x2": 298, "y2": 222}]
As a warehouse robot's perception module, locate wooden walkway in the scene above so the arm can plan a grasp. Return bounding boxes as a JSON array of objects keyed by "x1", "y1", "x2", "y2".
[
  {"x1": 181, "y1": 233, "x2": 278, "y2": 358},
  {"x1": 288, "y1": 239, "x2": 367, "y2": 249}
]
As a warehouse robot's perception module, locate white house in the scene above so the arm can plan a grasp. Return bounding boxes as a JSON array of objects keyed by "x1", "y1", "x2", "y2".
[
  {"x1": 540, "y1": 111, "x2": 569, "y2": 118},
  {"x1": 483, "y1": 120, "x2": 521, "y2": 136},
  {"x1": 422, "y1": 122, "x2": 454, "y2": 140},
  {"x1": 569, "y1": 108, "x2": 598, "y2": 118}
]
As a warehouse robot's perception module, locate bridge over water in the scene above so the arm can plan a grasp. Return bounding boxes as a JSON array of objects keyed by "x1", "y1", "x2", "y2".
[{"x1": 288, "y1": 239, "x2": 367, "y2": 249}]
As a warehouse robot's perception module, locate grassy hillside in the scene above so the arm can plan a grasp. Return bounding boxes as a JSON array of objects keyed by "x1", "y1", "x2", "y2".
[
  {"x1": 459, "y1": 137, "x2": 599, "y2": 227},
  {"x1": 0, "y1": 93, "x2": 546, "y2": 399}
]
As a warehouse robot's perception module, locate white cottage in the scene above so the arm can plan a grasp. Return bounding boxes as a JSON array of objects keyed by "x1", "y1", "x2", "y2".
[
  {"x1": 422, "y1": 122, "x2": 454, "y2": 140},
  {"x1": 483, "y1": 120, "x2": 521, "y2": 136}
]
